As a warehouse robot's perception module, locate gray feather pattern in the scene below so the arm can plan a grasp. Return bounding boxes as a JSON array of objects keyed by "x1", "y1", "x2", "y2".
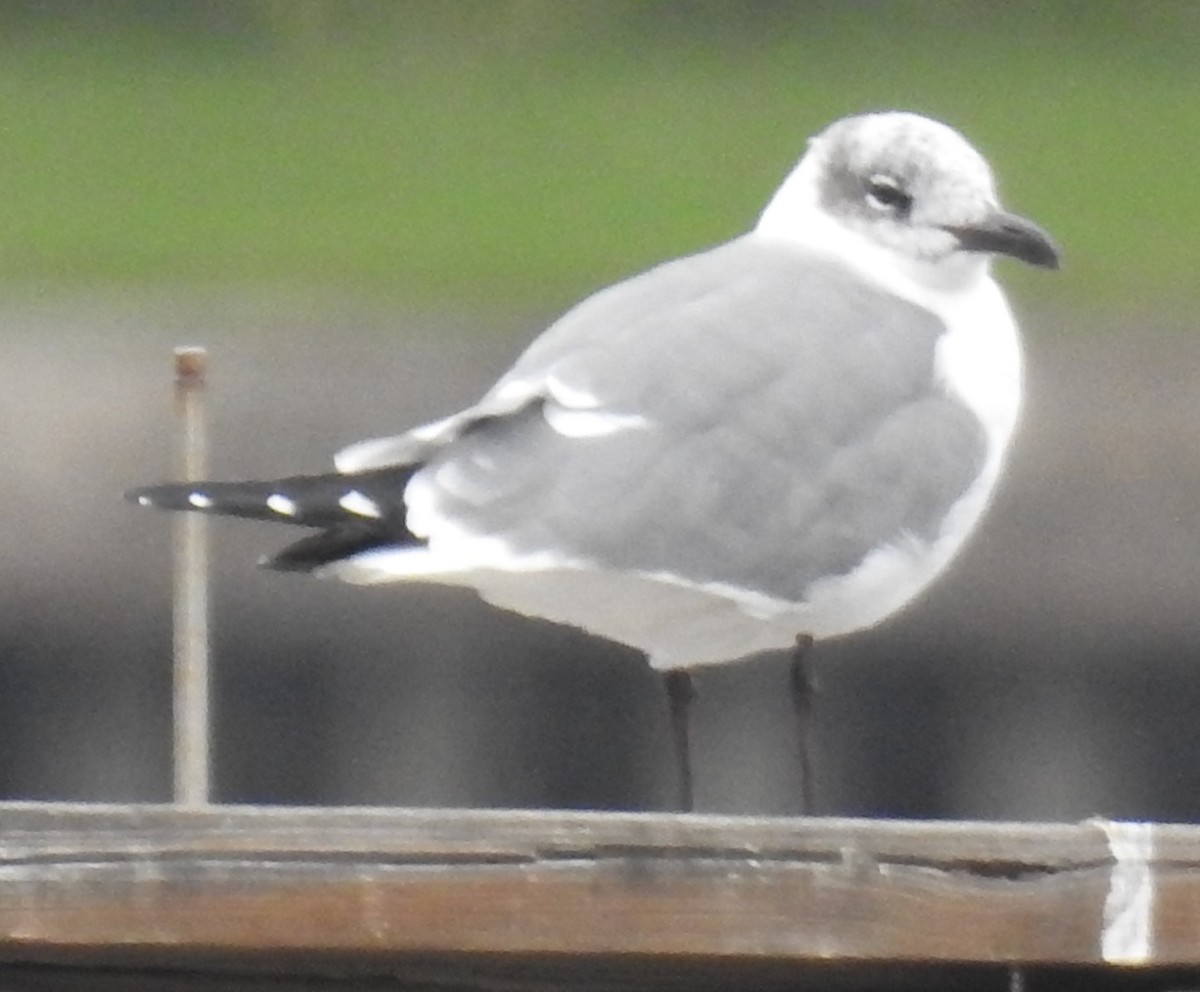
[{"x1": 414, "y1": 236, "x2": 987, "y2": 601}]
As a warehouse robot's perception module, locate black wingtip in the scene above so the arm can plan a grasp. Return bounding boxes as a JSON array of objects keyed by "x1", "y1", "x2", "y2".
[
  {"x1": 124, "y1": 465, "x2": 422, "y2": 530},
  {"x1": 124, "y1": 483, "x2": 198, "y2": 511},
  {"x1": 262, "y1": 524, "x2": 415, "y2": 573}
]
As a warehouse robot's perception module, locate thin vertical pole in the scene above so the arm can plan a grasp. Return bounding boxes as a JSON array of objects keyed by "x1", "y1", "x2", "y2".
[{"x1": 173, "y1": 346, "x2": 210, "y2": 807}]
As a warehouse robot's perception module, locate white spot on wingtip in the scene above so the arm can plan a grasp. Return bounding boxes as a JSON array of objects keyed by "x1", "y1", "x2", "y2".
[
  {"x1": 339, "y1": 490, "x2": 381, "y2": 519},
  {"x1": 266, "y1": 493, "x2": 298, "y2": 517},
  {"x1": 137, "y1": 495, "x2": 153, "y2": 507},
  {"x1": 187, "y1": 492, "x2": 213, "y2": 509},
  {"x1": 1093, "y1": 818, "x2": 1155, "y2": 965}
]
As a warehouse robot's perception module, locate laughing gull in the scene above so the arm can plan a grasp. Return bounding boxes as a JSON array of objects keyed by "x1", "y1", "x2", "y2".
[{"x1": 129, "y1": 111, "x2": 1059, "y2": 811}]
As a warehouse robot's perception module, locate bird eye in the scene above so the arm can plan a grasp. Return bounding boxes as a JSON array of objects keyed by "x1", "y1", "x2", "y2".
[{"x1": 865, "y1": 174, "x2": 913, "y2": 215}]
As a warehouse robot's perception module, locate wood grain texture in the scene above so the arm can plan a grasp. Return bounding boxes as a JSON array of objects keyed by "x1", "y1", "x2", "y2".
[{"x1": 0, "y1": 802, "x2": 1195, "y2": 983}]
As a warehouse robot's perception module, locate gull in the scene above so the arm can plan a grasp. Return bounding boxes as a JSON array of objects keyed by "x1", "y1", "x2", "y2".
[{"x1": 129, "y1": 111, "x2": 1059, "y2": 811}]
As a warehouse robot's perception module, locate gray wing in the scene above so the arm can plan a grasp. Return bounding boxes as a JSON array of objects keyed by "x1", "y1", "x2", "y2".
[{"x1": 413, "y1": 235, "x2": 987, "y2": 602}]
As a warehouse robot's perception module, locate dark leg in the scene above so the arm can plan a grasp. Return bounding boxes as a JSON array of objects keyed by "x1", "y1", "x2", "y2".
[
  {"x1": 663, "y1": 669, "x2": 696, "y2": 812},
  {"x1": 789, "y1": 634, "x2": 818, "y2": 815}
]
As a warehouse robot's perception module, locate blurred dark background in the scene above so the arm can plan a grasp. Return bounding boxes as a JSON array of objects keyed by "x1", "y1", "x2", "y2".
[{"x1": 1, "y1": 0, "x2": 1199, "y2": 821}]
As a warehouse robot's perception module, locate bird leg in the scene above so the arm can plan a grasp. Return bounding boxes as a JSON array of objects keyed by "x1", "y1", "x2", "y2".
[
  {"x1": 662, "y1": 669, "x2": 696, "y2": 812},
  {"x1": 790, "y1": 633, "x2": 818, "y2": 815}
]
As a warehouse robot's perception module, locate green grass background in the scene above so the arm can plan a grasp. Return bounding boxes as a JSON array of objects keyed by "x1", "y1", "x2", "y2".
[{"x1": 0, "y1": 1, "x2": 1195, "y2": 316}]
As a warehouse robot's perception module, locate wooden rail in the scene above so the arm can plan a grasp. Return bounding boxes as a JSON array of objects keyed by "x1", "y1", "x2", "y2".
[{"x1": 0, "y1": 802, "x2": 1195, "y2": 989}]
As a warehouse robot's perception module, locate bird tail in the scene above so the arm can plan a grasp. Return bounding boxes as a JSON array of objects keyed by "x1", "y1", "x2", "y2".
[{"x1": 126, "y1": 465, "x2": 421, "y2": 572}]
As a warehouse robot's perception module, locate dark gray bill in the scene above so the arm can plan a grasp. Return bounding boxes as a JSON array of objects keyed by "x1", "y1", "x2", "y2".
[{"x1": 944, "y1": 210, "x2": 1060, "y2": 269}]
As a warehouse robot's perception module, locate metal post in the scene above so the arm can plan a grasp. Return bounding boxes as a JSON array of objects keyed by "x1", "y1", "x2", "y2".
[{"x1": 173, "y1": 346, "x2": 211, "y2": 807}]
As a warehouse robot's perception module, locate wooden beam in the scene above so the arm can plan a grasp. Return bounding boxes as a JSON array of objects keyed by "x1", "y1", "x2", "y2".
[{"x1": 0, "y1": 802, "x2": 1191, "y2": 983}]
